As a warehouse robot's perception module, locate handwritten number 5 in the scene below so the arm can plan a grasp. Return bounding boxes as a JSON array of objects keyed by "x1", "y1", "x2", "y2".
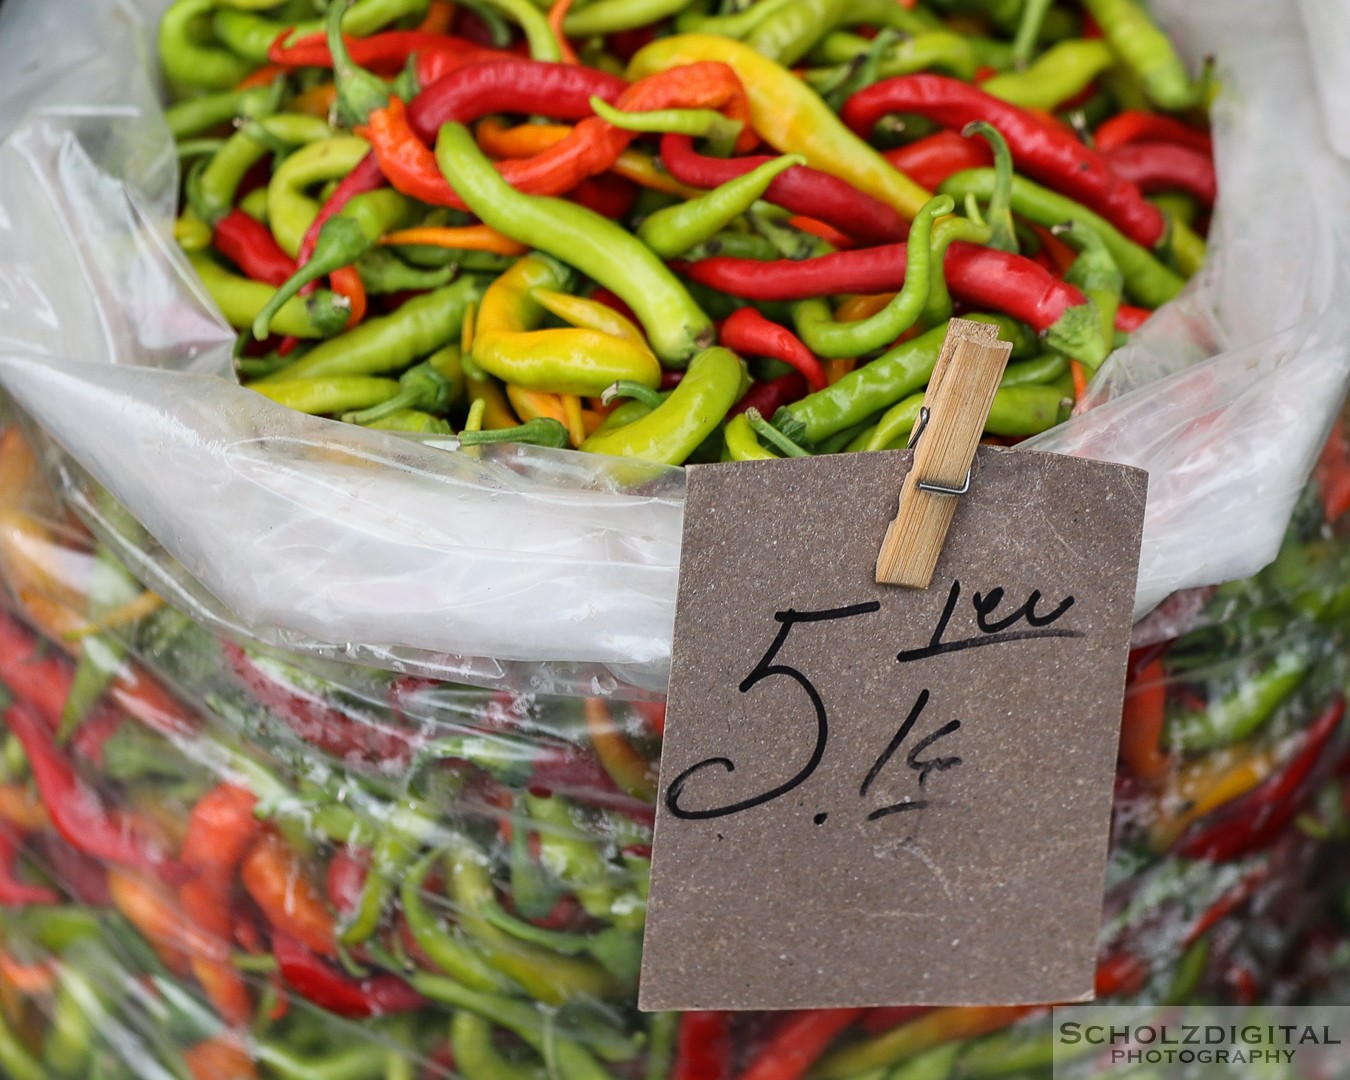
[{"x1": 665, "y1": 602, "x2": 881, "y2": 821}]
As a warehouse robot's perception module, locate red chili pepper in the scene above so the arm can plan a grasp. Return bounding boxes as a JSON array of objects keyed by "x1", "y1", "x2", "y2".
[
  {"x1": 0, "y1": 611, "x2": 76, "y2": 731},
  {"x1": 1094, "y1": 109, "x2": 1213, "y2": 156},
  {"x1": 1094, "y1": 950, "x2": 1149, "y2": 997},
  {"x1": 730, "y1": 373, "x2": 809, "y2": 418},
  {"x1": 883, "y1": 130, "x2": 993, "y2": 192},
  {"x1": 325, "y1": 847, "x2": 368, "y2": 917},
  {"x1": 736, "y1": 1009, "x2": 864, "y2": 1080},
  {"x1": 0, "y1": 828, "x2": 59, "y2": 906},
  {"x1": 1174, "y1": 696, "x2": 1345, "y2": 862},
  {"x1": 721, "y1": 308, "x2": 827, "y2": 392},
  {"x1": 568, "y1": 173, "x2": 639, "y2": 219},
  {"x1": 528, "y1": 746, "x2": 655, "y2": 826},
  {"x1": 222, "y1": 642, "x2": 417, "y2": 767},
  {"x1": 269, "y1": 29, "x2": 490, "y2": 74},
  {"x1": 272, "y1": 931, "x2": 429, "y2": 1018},
  {"x1": 296, "y1": 153, "x2": 389, "y2": 271},
  {"x1": 673, "y1": 1011, "x2": 734, "y2": 1080},
  {"x1": 1180, "y1": 864, "x2": 1269, "y2": 949},
  {"x1": 1119, "y1": 658, "x2": 1169, "y2": 780},
  {"x1": 1316, "y1": 422, "x2": 1350, "y2": 523},
  {"x1": 660, "y1": 134, "x2": 906, "y2": 244},
  {"x1": 213, "y1": 210, "x2": 298, "y2": 287},
  {"x1": 686, "y1": 242, "x2": 1094, "y2": 344},
  {"x1": 178, "y1": 784, "x2": 262, "y2": 1027},
  {"x1": 1115, "y1": 304, "x2": 1151, "y2": 332},
  {"x1": 842, "y1": 74, "x2": 1166, "y2": 248},
  {"x1": 4, "y1": 701, "x2": 184, "y2": 881},
  {"x1": 241, "y1": 830, "x2": 338, "y2": 957},
  {"x1": 1101, "y1": 141, "x2": 1216, "y2": 206}
]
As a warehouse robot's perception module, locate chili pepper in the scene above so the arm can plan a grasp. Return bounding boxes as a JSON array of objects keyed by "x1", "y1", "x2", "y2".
[
  {"x1": 339, "y1": 799, "x2": 434, "y2": 947},
  {"x1": 1054, "y1": 219, "x2": 1122, "y2": 371},
  {"x1": 269, "y1": 29, "x2": 486, "y2": 73},
  {"x1": 256, "y1": 1039, "x2": 391, "y2": 1080},
  {"x1": 295, "y1": 155, "x2": 390, "y2": 271},
  {"x1": 5, "y1": 701, "x2": 183, "y2": 880},
  {"x1": 380, "y1": 225, "x2": 528, "y2": 255},
  {"x1": 744, "y1": 0, "x2": 932, "y2": 67},
  {"x1": 272, "y1": 931, "x2": 428, "y2": 1018},
  {"x1": 460, "y1": 418, "x2": 572, "y2": 448},
  {"x1": 249, "y1": 375, "x2": 402, "y2": 416},
  {"x1": 737, "y1": 1009, "x2": 863, "y2": 1080},
  {"x1": 196, "y1": 114, "x2": 334, "y2": 225},
  {"x1": 981, "y1": 38, "x2": 1115, "y2": 110},
  {"x1": 400, "y1": 850, "x2": 515, "y2": 992},
  {"x1": 240, "y1": 830, "x2": 337, "y2": 956},
  {"x1": 856, "y1": 378, "x2": 1068, "y2": 451},
  {"x1": 453, "y1": 1010, "x2": 546, "y2": 1080},
  {"x1": 158, "y1": 0, "x2": 257, "y2": 91},
  {"x1": 628, "y1": 35, "x2": 932, "y2": 220},
  {"x1": 581, "y1": 346, "x2": 746, "y2": 463},
  {"x1": 345, "y1": 358, "x2": 458, "y2": 428},
  {"x1": 477, "y1": 887, "x2": 642, "y2": 985},
  {"x1": 0, "y1": 611, "x2": 78, "y2": 732},
  {"x1": 1166, "y1": 647, "x2": 1312, "y2": 753},
  {"x1": 0, "y1": 786, "x2": 48, "y2": 833},
  {"x1": 1095, "y1": 109, "x2": 1213, "y2": 156},
  {"x1": 0, "y1": 829, "x2": 58, "y2": 907},
  {"x1": 792, "y1": 194, "x2": 951, "y2": 359},
  {"x1": 882, "y1": 131, "x2": 992, "y2": 192},
  {"x1": 177, "y1": 784, "x2": 261, "y2": 1027},
  {"x1": 843, "y1": 74, "x2": 1165, "y2": 249},
  {"x1": 321, "y1": 0, "x2": 400, "y2": 128},
  {"x1": 1083, "y1": 0, "x2": 1199, "y2": 110},
  {"x1": 164, "y1": 84, "x2": 284, "y2": 142},
  {"x1": 1120, "y1": 658, "x2": 1169, "y2": 781},
  {"x1": 672, "y1": 1011, "x2": 733, "y2": 1080},
  {"x1": 564, "y1": 0, "x2": 689, "y2": 36},
  {"x1": 262, "y1": 278, "x2": 481, "y2": 382},
  {"x1": 213, "y1": 210, "x2": 297, "y2": 287},
  {"x1": 107, "y1": 868, "x2": 224, "y2": 977},
  {"x1": 184, "y1": 1036, "x2": 259, "y2": 1080},
  {"x1": 583, "y1": 697, "x2": 656, "y2": 802},
  {"x1": 808, "y1": 29, "x2": 980, "y2": 92},
  {"x1": 437, "y1": 122, "x2": 714, "y2": 365},
  {"x1": 268, "y1": 137, "x2": 377, "y2": 258},
  {"x1": 639, "y1": 155, "x2": 805, "y2": 259},
  {"x1": 589, "y1": 97, "x2": 745, "y2": 158},
  {"x1": 355, "y1": 248, "x2": 457, "y2": 294},
  {"x1": 939, "y1": 167, "x2": 1185, "y2": 307},
  {"x1": 249, "y1": 217, "x2": 380, "y2": 343},
  {"x1": 816, "y1": 1007, "x2": 1035, "y2": 1079},
  {"x1": 1174, "y1": 695, "x2": 1345, "y2": 862},
  {"x1": 720, "y1": 310, "x2": 826, "y2": 392},
  {"x1": 1102, "y1": 142, "x2": 1217, "y2": 206},
  {"x1": 189, "y1": 252, "x2": 350, "y2": 338},
  {"x1": 211, "y1": 0, "x2": 433, "y2": 64},
  {"x1": 723, "y1": 413, "x2": 778, "y2": 460}
]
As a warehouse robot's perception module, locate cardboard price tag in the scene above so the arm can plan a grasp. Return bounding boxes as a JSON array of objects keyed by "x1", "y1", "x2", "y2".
[{"x1": 639, "y1": 447, "x2": 1147, "y2": 1012}]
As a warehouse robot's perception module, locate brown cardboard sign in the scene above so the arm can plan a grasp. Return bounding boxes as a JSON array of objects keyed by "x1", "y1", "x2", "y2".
[{"x1": 639, "y1": 447, "x2": 1147, "y2": 1012}]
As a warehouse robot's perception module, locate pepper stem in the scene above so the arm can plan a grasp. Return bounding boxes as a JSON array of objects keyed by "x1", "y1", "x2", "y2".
[
  {"x1": 327, "y1": 0, "x2": 391, "y2": 127},
  {"x1": 249, "y1": 216, "x2": 373, "y2": 342},
  {"x1": 458, "y1": 418, "x2": 569, "y2": 449},
  {"x1": 745, "y1": 409, "x2": 809, "y2": 457},
  {"x1": 962, "y1": 122, "x2": 1018, "y2": 254},
  {"x1": 601, "y1": 381, "x2": 664, "y2": 410}
]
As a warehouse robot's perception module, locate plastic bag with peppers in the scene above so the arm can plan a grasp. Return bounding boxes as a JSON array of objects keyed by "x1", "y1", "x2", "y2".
[{"x1": 0, "y1": 0, "x2": 1348, "y2": 1077}]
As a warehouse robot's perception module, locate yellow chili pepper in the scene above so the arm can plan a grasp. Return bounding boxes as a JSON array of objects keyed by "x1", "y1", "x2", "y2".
[
  {"x1": 1148, "y1": 740, "x2": 1277, "y2": 851},
  {"x1": 474, "y1": 254, "x2": 662, "y2": 395},
  {"x1": 627, "y1": 34, "x2": 932, "y2": 219}
]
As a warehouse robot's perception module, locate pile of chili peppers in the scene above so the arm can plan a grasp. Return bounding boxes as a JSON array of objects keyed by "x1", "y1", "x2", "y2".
[{"x1": 4, "y1": 0, "x2": 1348, "y2": 1076}]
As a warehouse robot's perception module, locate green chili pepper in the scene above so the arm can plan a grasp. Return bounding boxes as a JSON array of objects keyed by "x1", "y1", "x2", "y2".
[
  {"x1": 460, "y1": 418, "x2": 571, "y2": 448},
  {"x1": 189, "y1": 252, "x2": 351, "y2": 338},
  {"x1": 364, "y1": 409, "x2": 453, "y2": 433},
  {"x1": 339, "y1": 801, "x2": 433, "y2": 947},
  {"x1": 774, "y1": 315, "x2": 1020, "y2": 446},
  {"x1": 249, "y1": 375, "x2": 401, "y2": 415},
  {"x1": 744, "y1": 0, "x2": 937, "y2": 65},
  {"x1": 1055, "y1": 219, "x2": 1122, "y2": 372},
  {"x1": 267, "y1": 137, "x2": 373, "y2": 258},
  {"x1": 256, "y1": 1041, "x2": 390, "y2": 1080},
  {"x1": 249, "y1": 218, "x2": 372, "y2": 342},
  {"x1": 452, "y1": 1012, "x2": 547, "y2": 1080},
  {"x1": 1083, "y1": 0, "x2": 1199, "y2": 110},
  {"x1": 164, "y1": 84, "x2": 282, "y2": 141},
  {"x1": 345, "y1": 345, "x2": 462, "y2": 424},
  {"x1": 435, "y1": 122, "x2": 714, "y2": 366},
  {"x1": 639, "y1": 155, "x2": 804, "y2": 259},
  {"x1": 939, "y1": 168, "x2": 1185, "y2": 308},
  {"x1": 325, "y1": 0, "x2": 394, "y2": 127},
  {"x1": 1166, "y1": 648, "x2": 1313, "y2": 753},
  {"x1": 807, "y1": 30, "x2": 979, "y2": 83},
  {"x1": 748, "y1": 204, "x2": 836, "y2": 260},
  {"x1": 565, "y1": 0, "x2": 689, "y2": 35},
  {"x1": 158, "y1": 0, "x2": 256, "y2": 91},
  {"x1": 589, "y1": 97, "x2": 742, "y2": 157},
  {"x1": 196, "y1": 114, "x2": 333, "y2": 226},
  {"x1": 211, "y1": 0, "x2": 431, "y2": 62},
  {"x1": 675, "y1": 0, "x2": 799, "y2": 39},
  {"x1": 44, "y1": 964, "x2": 102, "y2": 1078},
  {"x1": 982, "y1": 39, "x2": 1115, "y2": 110},
  {"x1": 682, "y1": 231, "x2": 783, "y2": 262},
  {"x1": 999, "y1": 353, "x2": 1067, "y2": 386},
  {"x1": 723, "y1": 412, "x2": 779, "y2": 461},
  {"x1": 444, "y1": 838, "x2": 617, "y2": 1003},
  {"x1": 399, "y1": 851, "x2": 513, "y2": 992},
  {"x1": 793, "y1": 194, "x2": 951, "y2": 358},
  {"x1": 262, "y1": 279, "x2": 482, "y2": 381},
  {"x1": 479, "y1": 891, "x2": 643, "y2": 986},
  {"x1": 356, "y1": 248, "x2": 457, "y2": 294},
  {"x1": 238, "y1": 187, "x2": 270, "y2": 223},
  {"x1": 581, "y1": 347, "x2": 746, "y2": 464},
  {"x1": 853, "y1": 381, "x2": 1069, "y2": 452},
  {"x1": 1168, "y1": 214, "x2": 1208, "y2": 279}
]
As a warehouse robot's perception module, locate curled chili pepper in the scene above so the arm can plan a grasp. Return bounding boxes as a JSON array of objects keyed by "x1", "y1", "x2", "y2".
[
  {"x1": 673, "y1": 1011, "x2": 733, "y2": 1080},
  {"x1": 1102, "y1": 142, "x2": 1217, "y2": 206},
  {"x1": 720, "y1": 309, "x2": 826, "y2": 393},
  {"x1": 882, "y1": 129, "x2": 992, "y2": 192},
  {"x1": 737, "y1": 1009, "x2": 864, "y2": 1080},
  {"x1": 212, "y1": 210, "x2": 297, "y2": 287},
  {"x1": 273, "y1": 932, "x2": 429, "y2": 1018}
]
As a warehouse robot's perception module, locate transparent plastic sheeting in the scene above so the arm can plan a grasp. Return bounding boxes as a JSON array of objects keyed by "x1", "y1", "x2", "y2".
[{"x1": 0, "y1": 2, "x2": 1347, "y2": 695}]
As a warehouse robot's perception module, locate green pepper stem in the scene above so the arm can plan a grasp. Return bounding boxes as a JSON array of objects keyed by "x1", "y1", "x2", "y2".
[
  {"x1": 459, "y1": 418, "x2": 570, "y2": 448},
  {"x1": 327, "y1": 0, "x2": 392, "y2": 126},
  {"x1": 601, "y1": 381, "x2": 665, "y2": 410},
  {"x1": 249, "y1": 216, "x2": 372, "y2": 343},
  {"x1": 961, "y1": 122, "x2": 1017, "y2": 254},
  {"x1": 745, "y1": 408, "x2": 809, "y2": 457}
]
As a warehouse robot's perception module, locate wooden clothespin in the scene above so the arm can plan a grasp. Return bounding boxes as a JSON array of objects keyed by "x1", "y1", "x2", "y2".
[{"x1": 875, "y1": 319, "x2": 1013, "y2": 588}]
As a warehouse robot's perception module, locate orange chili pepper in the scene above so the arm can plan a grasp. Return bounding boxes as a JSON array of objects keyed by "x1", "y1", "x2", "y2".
[
  {"x1": 584, "y1": 697, "x2": 656, "y2": 802},
  {"x1": 476, "y1": 117, "x2": 572, "y2": 158},
  {"x1": 108, "y1": 868, "x2": 226, "y2": 979},
  {"x1": 185, "y1": 1035, "x2": 260, "y2": 1080},
  {"x1": 787, "y1": 215, "x2": 854, "y2": 249},
  {"x1": 1119, "y1": 658, "x2": 1169, "y2": 781},
  {"x1": 416, "y1": 0, "x2": 456, "y2": 34},
  {"x1": 548, "y1": 0, "x2": 580, "y2": 65},
  {"x1": 0, "y1": 786, "x2": 49, "y2": 833},
  {"x1": 241, "y1": 830, "x2": 337, "y2": 957},
  {"x1": 291, "y1": 82, "x2": 338, "y2": 119},
  {"x1": 179, "y1": 785, "x2": 263, "y2": 1028},
  {"x1": 235, "y1": 63, "x2": 286, "y2": 91},
  {"x1": 329, "y1": 265, "x2": 367, "y2": 329},
  {"x1": 0, "y1": 953, "x2": 54, "y2": 997},
  {"x1": 611, "y1": 150, "x2": 705, "y2": 197},
  {"x1": 1033, "y1": 223, "x2": 1079, "y2": 276},
  {"x1": 381, "y1": 225, "x2": 528, "y2": 255},
  {"x1": 1070, "y1": 358, "x2": 1088, "y2": 401},
  {"x1": 834, "y1": 292, "x2": 896, "y2": 323},
  {"x1": 823, "y1": 357, "x2": 858, "y2": 385}
]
